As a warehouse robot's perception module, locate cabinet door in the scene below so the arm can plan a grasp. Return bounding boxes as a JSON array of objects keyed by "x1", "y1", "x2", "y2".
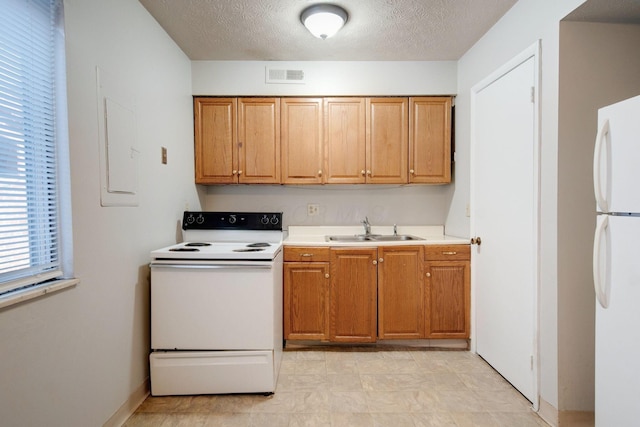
[
  {"x1": 378, "y1": 245, "x2": 425, "y2": 339},
  {"x1": 284, "y1": 262, "x2": 330, "y2": 340},
  {"x1": 193, "y1": 97, "x2": 238, "y2": 184},
  {"x1": 424, "y1": 260, "x2": 470, "y2": 339},
  {"x1": 329, "y1": 248, "x2": 377, "y2": 342},
  {"x1": 281, "y1": 98, "x2": 324, "y2": 184},
  {"x1": 409, "y1": 97, "x2": 452, "y2": 183},
  {"x1": 324, "y1": 98, "x2": 366, "y2": 184},
  {"x1": 366, "y1": 98, "x2": 408, "y2": 184},
  {"x1": 238, "y1": 98, "x2": 280, "y2": 183}
]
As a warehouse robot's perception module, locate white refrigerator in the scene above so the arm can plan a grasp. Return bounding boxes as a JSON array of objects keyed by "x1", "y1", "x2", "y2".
[{"x1": 593, "y1": 94, "x2": 640, "y2": 426}]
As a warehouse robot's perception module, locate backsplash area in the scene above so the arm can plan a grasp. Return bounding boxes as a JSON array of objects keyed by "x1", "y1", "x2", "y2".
[{"x1": 202, "y1": 184, "x2": 454, "y2": 229}]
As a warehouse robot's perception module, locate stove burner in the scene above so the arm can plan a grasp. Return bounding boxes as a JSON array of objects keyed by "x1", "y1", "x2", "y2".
[
  {"x1": 169, "y1": 247, "x2": 200, "y2": 252},
  {"x1": 233, "y1": 248, "x2": 265, "y2": 252},
  {"x1": 184, "y1": 242, "x2": 212, "y2": 247},
  {"x1": 247, "y1": 242, "x2": 271, "y2": 248}
]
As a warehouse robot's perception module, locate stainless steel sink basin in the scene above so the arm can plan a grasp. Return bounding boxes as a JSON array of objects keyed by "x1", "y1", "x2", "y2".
[
  {"x1": 373, "y1": 235, "x2": 424, "y2": 241},
  {"x1": 325, "y1": 234, "x2": 424, "y2": 242},
  {"x1": 326, "y1": 234, "x2": 379, "y2": 242}
]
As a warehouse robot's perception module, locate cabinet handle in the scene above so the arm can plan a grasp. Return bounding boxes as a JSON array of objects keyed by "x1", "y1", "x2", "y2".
[
  {"x1": 367, "y1": 170, "x2": 372, "y2": 176},
  {"x1": 372, "y1": 260, "x2": 377, "y2": 265},
  {"x1": 318, "y1": 170, "x2": 323, "y2": 177},
  {"x1": 300, "y1": 253, "x2": 313, "y2": 257},
  {"x1": 232, "y1": 170, "x2": 237, "y2": 175},
  {"x1": 379, "y1": 257, "x2": 384, "y2": 263},
  {"x1": 325, "y1": 273, "x2": 330, "y2": 279},
  {"x1": 238, "y1": 170, "x2": 243, "y2": 175},
  {"x1": 361, "y1": 170, "x2": 366, "y2": 176},
  {"x1": 426, "y1": 272, "x2": 431, "y2": 277},
  {"x1": 442, "y1": 251, "x2": 457, "y2": 255},
  {"x1": 410, "y1": 169, "x2": 415, "y2": 174}
]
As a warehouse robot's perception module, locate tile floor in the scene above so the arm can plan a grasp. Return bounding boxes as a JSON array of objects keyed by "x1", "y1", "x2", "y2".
[{"x1": 125, "y1": 347, "x2": 550, "y2": 427}]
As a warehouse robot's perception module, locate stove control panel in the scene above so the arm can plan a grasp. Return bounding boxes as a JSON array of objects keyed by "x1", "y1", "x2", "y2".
[{"x1": 182, "y1": 211, "x2": 283, "y2": 231}]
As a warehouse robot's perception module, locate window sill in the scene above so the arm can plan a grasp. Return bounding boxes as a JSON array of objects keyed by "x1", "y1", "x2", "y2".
[{"x1": 0, "y1": 278, "x2": 80, "y2": 310}]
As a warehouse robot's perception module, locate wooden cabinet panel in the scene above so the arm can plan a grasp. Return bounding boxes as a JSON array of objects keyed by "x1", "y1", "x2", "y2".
[
  {"x1": 281, "y1": 98, "x2": 324, "y2": 184},
  {"x1": 378, "y1": 245, "x2": 425, "y2": 340},
  {"x1": 238, "y1": 98, "x2": 280, "y2": 183},
  {"x1": 425, "y1": 260, "x2": 470, "y2": 339},
  {"x1": 424, "y1": 244, "x2": 470, "y2": 261},
  {"x1": 284, "y1": 262, "x2": 330, "y2": 340},
  {"x1": 194, "y1": 98, "x2": 237, "y2": 184},
  {"x1": 284, "y1": 247, "x2": 330, "y2": 262},
  {"x1": 366, "y1": 98, "x2": 408, "y2": 184},
  {"x1": 409, "y1": 97, "x2": 452, "y2": 183},
  {"x1": 329, "y1": 248, "x2": 377, "y2": 342},
  {"x1": 324, "y1": 98, "x2": 366, "y2": 184}
]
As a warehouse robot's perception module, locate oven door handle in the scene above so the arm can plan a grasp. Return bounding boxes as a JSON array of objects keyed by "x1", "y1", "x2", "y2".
[{"x1": 150, "y1": 263, "x2": 273, "y2": 270}]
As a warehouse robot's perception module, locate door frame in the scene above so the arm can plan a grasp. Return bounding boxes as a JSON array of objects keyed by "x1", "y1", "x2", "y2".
[{"x1": 469, "y1": 40, "x2": 541, "y2": 410}]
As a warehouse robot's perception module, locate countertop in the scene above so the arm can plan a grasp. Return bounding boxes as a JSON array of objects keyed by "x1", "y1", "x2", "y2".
[{"x1": 284, "y1": 225, "x2": 469, "y2": 247}]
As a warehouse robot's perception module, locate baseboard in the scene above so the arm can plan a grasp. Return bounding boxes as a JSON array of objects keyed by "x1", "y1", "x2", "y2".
[
  {"x1": 559, "y1": 410, "x2": 595, "y2": 427},
  {"x1": 103, "y1": 378, "x2": 149, "y2": 427},
  {"x1": 538, "y1": 398, "x2": 559, "y2": 427}
]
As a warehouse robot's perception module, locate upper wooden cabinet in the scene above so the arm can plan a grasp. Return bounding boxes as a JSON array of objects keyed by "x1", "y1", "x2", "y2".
[
  {"x1": 238, "y1": 98, "x2": 280, "y2": 184},
  {"x1": 324, "y1": 97, "x2": 367, "y2": 184},
  {"x1": 194, "y1": 97, "x2": 237, "y2": 184},
  {"x1": 194, "y1": 97, "x2": 280, "y2": 184},
  {"x1": 366, "y1": 98, "x2": 409, "y2": 184},
  {"x1": 194, "y1": 96, "x2": 452, "y2": 185},
  {"x1": 409, "y1": 97, "x2": 452, "y2": 184},
  {"x1": 281, "y1": 98, "x2": 323, "y2": 184}
]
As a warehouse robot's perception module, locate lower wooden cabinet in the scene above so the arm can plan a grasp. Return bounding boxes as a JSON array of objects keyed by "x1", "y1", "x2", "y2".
[
  {"x1": 329, "y1": 248, "x2": 377, "y2": 343},
  {"x1": 377, "y1": 245, "x2": 425, "y2": 339},
  {"x1": 283, "y1": 244, "x2": 470, "y2": 343},
  {"x1": 283, "y1": 247, "x2": 330, "y2": 340},
  {"x1": 424, "y1": 245, "x2": 471, "y2": 339}
]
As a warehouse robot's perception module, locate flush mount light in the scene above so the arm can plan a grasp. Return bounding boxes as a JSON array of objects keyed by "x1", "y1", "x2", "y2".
[{"x1": 300, "y1": 4, "x2": 348, "y2": 40}]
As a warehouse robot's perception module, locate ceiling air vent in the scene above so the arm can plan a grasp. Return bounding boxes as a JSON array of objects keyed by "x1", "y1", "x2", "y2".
[{"x1": 265, "y1": 67, "x2": 305, "y2": 84}]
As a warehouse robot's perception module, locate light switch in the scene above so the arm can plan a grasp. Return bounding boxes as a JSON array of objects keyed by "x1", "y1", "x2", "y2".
[{"x1": 161, "y1": 147, "x2": 167, "y2": 164}]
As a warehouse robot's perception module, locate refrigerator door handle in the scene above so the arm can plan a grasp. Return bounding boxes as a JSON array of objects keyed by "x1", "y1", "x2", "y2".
[
  {"x1": 593, "y1": 215, "x2": 610, "y2": 309},
  {"x1": 593, "y1": 119, "x2": 610, "y2": 213}
]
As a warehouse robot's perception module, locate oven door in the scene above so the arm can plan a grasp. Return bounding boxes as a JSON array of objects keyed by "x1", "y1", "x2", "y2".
[{"x1": 150, "y1": 255, "x2": 282, "y2": 351}]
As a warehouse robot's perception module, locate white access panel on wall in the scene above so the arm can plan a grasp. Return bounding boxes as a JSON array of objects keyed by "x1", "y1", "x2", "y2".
[{"x1": 97, "y1": 67, "x2": 139, "y2": 207}]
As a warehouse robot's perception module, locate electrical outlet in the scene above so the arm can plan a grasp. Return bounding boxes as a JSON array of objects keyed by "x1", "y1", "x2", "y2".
[{"x1": 307, "y1": 204, "x2": 319, "y2": 216}]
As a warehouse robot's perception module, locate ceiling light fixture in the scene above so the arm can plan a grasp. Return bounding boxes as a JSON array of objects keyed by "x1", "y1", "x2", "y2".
[{"x1": 300, "y1": 4, "x2": 348, "y2": 40}]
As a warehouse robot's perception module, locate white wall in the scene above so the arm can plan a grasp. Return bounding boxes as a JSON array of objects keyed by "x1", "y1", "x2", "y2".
[
  {"x1": 192, "y1": 61, "x2": 462, "y2": 231},
  {"x1": 192, "y1": 60, "x2": 457, "y2": 96},
  {"x1": 452, "y1": 0, "x2": 586, "y2": 420},
  {"x1": 557, "y1": 21, "x2": 640, "y2": 412},
  {"x1": 0, "y1": 0, "x2": 200, "y2": 425}
]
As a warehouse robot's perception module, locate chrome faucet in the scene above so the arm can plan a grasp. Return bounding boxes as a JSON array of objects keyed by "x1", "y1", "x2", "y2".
[{"x1": 361, "y1": 217, "x2": 371, "y2": 236}]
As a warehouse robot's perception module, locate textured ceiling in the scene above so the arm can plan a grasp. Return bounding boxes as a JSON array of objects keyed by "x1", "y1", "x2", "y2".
[{"x1": 138, "y1": 0, "x2": 519, "y2": 61}]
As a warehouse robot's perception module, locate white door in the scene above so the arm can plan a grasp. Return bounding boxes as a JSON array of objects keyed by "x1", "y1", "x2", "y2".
[{"x1": 471, "y1": 44, "x2": 539, "y2": 404}]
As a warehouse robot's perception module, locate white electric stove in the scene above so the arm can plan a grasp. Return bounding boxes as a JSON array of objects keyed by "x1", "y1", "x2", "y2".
[{"x1": 149, "y1": 211, "x2": 283, "y2": 396}]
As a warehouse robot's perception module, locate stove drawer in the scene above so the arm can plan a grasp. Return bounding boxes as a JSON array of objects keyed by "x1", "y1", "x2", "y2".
[{"x1": 150, "y1": 351, "x2": 276, "y2": 396}]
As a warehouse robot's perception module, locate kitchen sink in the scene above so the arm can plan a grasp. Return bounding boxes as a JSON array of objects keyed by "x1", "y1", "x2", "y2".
[
  {"x1": 325, "y1": 234, "x2": 424, "y2": 242},
  {"x1": 373, "y1": 235, "x2": 424, "y2": 241}
]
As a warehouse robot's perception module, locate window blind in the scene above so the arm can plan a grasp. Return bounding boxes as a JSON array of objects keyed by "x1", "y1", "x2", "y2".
[{"x1": 0, "y1": 0, "x2": 62, "y2": 294}]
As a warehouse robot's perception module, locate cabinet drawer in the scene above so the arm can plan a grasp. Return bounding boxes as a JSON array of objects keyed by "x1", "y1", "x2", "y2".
[
  {"x1": 424, "y1": 245, "x2": 470, "y2": 261},
  {"x1": 284, "y1": 247, "x2": 330, "y2": 262}
]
